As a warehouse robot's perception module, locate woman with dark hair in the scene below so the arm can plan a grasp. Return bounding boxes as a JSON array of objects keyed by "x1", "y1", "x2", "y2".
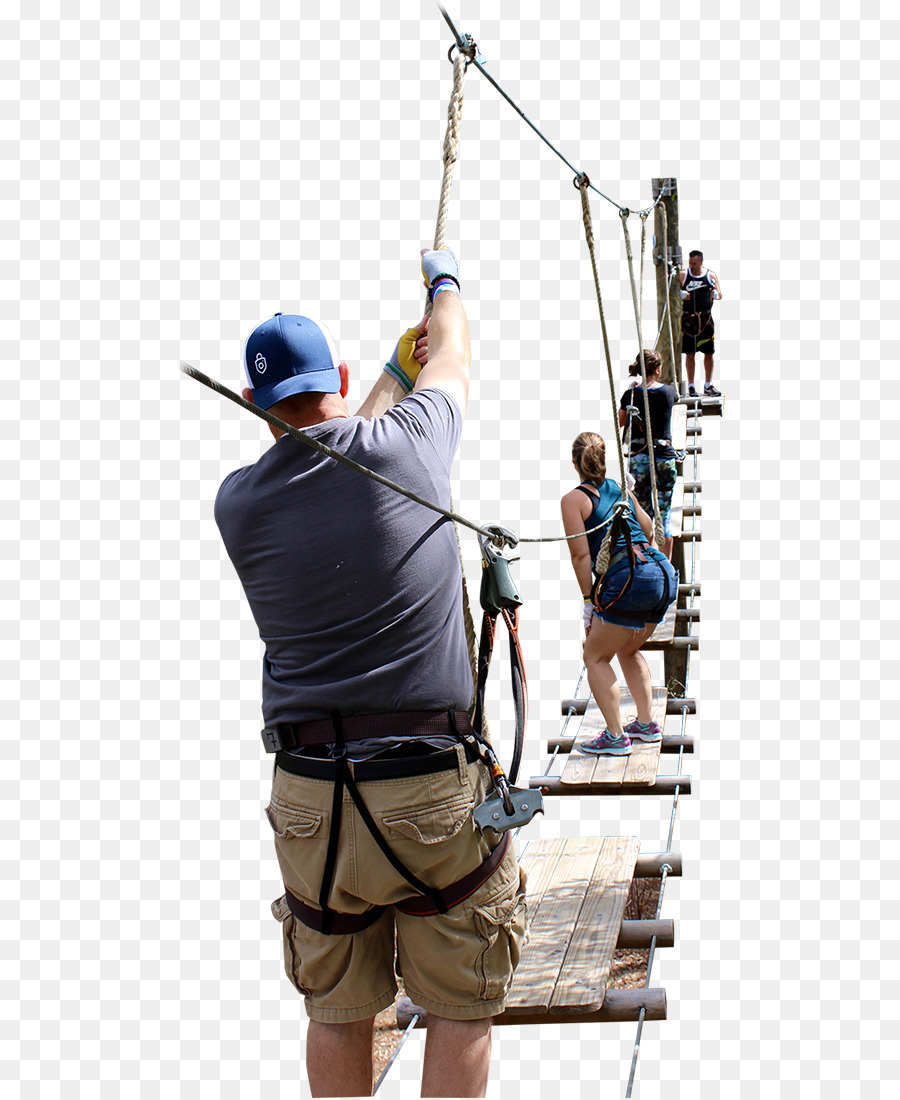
[
  {"x1": 560, "y1": 431, "x2": 678, "y2": 756},
  {"x1": 619, "y1": 349, "x2": 678, "y2": 560}
]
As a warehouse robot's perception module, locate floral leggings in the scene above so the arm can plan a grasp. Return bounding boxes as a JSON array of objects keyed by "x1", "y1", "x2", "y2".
[{"x1": 629, "y1": 453, "x2": 677, "y2": 537}]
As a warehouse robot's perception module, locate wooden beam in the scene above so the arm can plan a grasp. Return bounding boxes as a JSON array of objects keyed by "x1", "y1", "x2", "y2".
[
  {"x1": 678, "y1": 582, "x2": 701, "y2": 598},
  {"x1": 617, "y1": 918, "x2": 674, "y2": 949},
  {"x1": 560, "y1": 697, "x2": 696, "y2": 716},
  {"x1": 676, "y1": 528, "x2": 702, "y2": 542},
  {"x1": 641, "y1": 634, "x2": 698, "y2": 652},
  {"x1": 532, "y1": 775, "x2": 691, "y2": 797},
  {"x1": 652, "y1": 177, "x2": 680, "y2": 389},
  {"x1": 676, "y1": 608, "x2": 699, "y2": 622},
  {"x1": 396, "y1": 988, "x2": 667, "y2": 1028},
  {"x1": 683, "y1": 481, "x2": 702, "y2": 492},
  {"x1": 634, "y1": 852, "x2": 682, "y2": 877}
]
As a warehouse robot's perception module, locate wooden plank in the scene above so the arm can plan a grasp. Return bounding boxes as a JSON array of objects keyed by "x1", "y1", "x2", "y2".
[
  {"x1": 548, "y1": 732, "x2": 693, "y2": 755},
  {"x1": 534, "y1": 775, "x2": 691, "y2": 797},
  {"x1": 506, "y1": 838, "x2": 604, "y2": 1013},
  {"x1": 515, "y1": 838, "x2": 567, "y2": 927},
  {"x1": 562, "y1": 690, "x2": 666, "y2": 788},
  {"x1": 549, "y1": 837, "x2": 640, "y2": 1013}
]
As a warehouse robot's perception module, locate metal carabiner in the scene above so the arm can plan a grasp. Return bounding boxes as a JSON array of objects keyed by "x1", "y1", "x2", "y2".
[{"x1": 477, "y1": 527, "x2": 522, "y2": 615}]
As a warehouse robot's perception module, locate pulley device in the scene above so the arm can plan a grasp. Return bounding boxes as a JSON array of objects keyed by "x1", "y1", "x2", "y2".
[{"x1": 466, "y1": 526, "x2": 544, "y2": 835}]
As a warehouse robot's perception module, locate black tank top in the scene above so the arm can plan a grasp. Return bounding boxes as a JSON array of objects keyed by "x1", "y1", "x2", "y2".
[{"x1": 682, "y1": 269, "x2": 715, "y2": 313}]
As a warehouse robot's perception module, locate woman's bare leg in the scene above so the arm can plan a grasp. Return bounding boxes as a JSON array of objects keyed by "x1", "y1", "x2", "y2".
[
  {"x1": 583, "y1": 619, "x2": 643, "y2": 736},
  {"x1": 615, "y1": 624, "x2": 658, "y2": 724}
]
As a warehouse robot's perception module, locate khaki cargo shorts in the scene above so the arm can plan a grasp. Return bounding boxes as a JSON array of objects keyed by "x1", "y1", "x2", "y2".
[{"x1": 267, "y1": 744, "x2": 527, "y2": 1023}]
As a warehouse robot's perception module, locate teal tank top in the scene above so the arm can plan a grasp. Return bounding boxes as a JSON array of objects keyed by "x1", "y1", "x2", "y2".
[{"x1": 579, "y1": 479, "x2": 646, "y2": 562}]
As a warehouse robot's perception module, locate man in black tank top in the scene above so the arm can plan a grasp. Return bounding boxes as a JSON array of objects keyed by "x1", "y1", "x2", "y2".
[{"x1": 680, "y1": 249, "x2": 723, "y2": 398}]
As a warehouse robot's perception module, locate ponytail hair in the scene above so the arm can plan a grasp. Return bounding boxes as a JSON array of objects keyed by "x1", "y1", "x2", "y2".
[
  {"x1": 628, "y1": 348, "x2": 663, "y2": 378},
  {"x1": 572, "y1": 431, "x2": 606, "y2": 484}
]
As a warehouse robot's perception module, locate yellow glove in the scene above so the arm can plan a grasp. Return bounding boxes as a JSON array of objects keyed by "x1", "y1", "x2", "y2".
[{"x1": 384, "y1": 323, "x2": 427, "y2": 393}]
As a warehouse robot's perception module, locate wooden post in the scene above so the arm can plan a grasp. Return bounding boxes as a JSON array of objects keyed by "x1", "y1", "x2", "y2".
[{"x1": 652, "y1": 178, "x2": 682, "y2": 390}]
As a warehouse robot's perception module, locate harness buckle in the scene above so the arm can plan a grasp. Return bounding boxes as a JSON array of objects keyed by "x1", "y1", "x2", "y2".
[
  {"x1": 261, "y1": 726, "x2": 284, "y2": 753},
  {"x1": 473, "y1": 786, "x2": 544, "y2": 835},
  {"x1": 478, "y1": 527, "x2": 522, "y2": 615}
]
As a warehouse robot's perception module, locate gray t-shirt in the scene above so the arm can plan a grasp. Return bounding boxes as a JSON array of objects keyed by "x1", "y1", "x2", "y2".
[{"x1": 214, "y1": 388, "x2": 473, "y2": 725}]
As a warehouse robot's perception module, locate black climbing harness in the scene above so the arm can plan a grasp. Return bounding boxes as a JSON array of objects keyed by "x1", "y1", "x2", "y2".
[
  {"x1": 577, "y1": 489, "x2": 640, "y2": 615},
  {"x1": 269, "y1": 526, "x2": 543, "y2": 937}
]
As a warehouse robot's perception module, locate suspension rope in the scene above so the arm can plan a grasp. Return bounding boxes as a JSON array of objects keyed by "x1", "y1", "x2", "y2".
[
  {"x1": 620, "y1": 210, "x2": 666, "y2": 551},
  {"x1": 574, "y1": 174, "x2": 629, "y2": 578},
  {"x1": 652, "y1": 267, "x2": 678, "y2": 353},
  {"x1": 424, "y1": 47, "x2": 484, "y2": 704}
]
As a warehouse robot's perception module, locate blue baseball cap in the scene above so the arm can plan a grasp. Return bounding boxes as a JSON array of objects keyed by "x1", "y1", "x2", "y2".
[{"x1": 243, "y1": 313, "x2": 342, "y2": 409}]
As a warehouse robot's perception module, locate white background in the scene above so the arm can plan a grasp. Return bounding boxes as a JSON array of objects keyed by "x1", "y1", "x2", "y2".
[{"x1": 3, "y1": 1, "x2": 896, "y2": 1097}]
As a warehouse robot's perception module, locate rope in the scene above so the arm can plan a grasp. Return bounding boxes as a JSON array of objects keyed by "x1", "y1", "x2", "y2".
[
  {"x1": 620, "y1": 210, "x2": 666, "y2": 552},
  {"x1": 426, "y1": 49, "x2": 484, "y2": 711},
  {"x1": 651, "y1": 267, "x2": 678, "y2": 353},
  {"x1": 433, "y1": 53, "x2": 468, "y2": 257},
  {"x1": 574, "y1": 175, "x2": 628, "y2": 578},
  {"x1": 180, "y1": 363, "x2": 500, "y2": 540}
]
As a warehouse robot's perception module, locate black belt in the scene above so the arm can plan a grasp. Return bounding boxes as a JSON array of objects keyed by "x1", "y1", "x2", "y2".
[
  {"x1": 261, "y1": 709, "x2": 474, "y2": 753},
  {"x1": 275, "y1": 738, "x2": 481, "y2": 782},
  {"x1": 282, "y1": 831, "x2": 512, "y2": 934}
]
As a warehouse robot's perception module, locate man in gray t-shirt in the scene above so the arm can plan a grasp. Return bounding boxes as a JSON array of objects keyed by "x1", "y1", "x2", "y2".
[{"x1": 213, "y1": 250, "x2": 525, "y2": 1098}]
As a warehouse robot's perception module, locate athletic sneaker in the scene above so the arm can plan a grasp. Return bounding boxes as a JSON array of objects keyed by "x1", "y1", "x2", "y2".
[
  {"x1": 623, "y1": 719, "x2": 662, "y2": 743},
  {"x1": 687, "y1": 384, "x2": 697, "y2": 397},
  {"x1": 579, "y1": 730, "x2": 632, "y2": 756},
  {"x1": 704, "y1": 383, "x2": 721, "y2": 396}
]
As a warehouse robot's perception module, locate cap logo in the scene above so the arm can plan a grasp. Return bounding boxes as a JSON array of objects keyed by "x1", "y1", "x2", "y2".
[{"x1": 254, "y1": 352, "x2": 267, "y2": 374}]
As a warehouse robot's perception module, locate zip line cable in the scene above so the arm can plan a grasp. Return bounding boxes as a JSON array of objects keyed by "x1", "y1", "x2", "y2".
[{"x1": 438, "y1": 4, "x2": 665, "y2": 217}]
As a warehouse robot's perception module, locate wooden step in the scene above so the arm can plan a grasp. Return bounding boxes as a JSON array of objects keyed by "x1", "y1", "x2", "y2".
[{"x1": 560, "y1": 697, "x2": 696, "y2": 716}]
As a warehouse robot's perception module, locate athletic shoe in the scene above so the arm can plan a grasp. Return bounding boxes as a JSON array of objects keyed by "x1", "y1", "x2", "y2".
[
  {"x1": 579, "y1": 730, "x2": 632, "y2": 755},
  {"x1": 704, "y1": 383, "x2": 721, "y2": 396},
  {"x1": 623, "y1": 719, "x2": 662, "y2": 743},
  {"x1": 687, "y1": 384, "x2": 697, "y2": 397}
]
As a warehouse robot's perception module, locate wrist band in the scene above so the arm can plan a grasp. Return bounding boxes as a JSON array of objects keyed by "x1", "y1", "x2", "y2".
[
  {"x1": 383, "y1": 362, "x2": 414, "y2": 393},
  {"x1": 431, "y1": 281, "x2": 460, "y2": 299},
  {"x1": 428, "y1": 273, "x2": 460, "y2": 301}
]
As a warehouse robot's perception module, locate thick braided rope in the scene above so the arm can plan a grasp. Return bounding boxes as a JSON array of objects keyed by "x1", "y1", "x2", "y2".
[
  {"x1": 621, "y1": 210, "x2": 666, "y2": 551},
  {"x1": 428, "y1": 52, "x2": 482, "y2": 715},
  {"x1": 576, "y1": 178, "x2": 628, "y2": 578},
  {"x1": 433, "y1": 52, "x2": 468, "y2": 255}
]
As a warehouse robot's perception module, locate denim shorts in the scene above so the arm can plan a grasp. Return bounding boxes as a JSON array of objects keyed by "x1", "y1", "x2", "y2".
[{"x1": 595, "y1": 546, "x2": 678, "y2": 628}]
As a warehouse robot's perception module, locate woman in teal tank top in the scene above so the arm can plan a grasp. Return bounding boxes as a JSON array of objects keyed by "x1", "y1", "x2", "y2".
[{"x1": 561, "y1": 432, "x2": 678, "y2": 756}]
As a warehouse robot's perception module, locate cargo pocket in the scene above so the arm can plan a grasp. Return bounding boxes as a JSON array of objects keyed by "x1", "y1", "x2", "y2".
[
  {"x1": 271, "y1": 895, "x2": 312, "y2": 997},
  {"x1": 265, "y1": 799, "x2": 324, "y2": 840},
  {"x1": 472, "y1": 865, "x2": 528, "y2": 1001},
  {"x1": 380, "y1": 793, "x2": 475, "y2": 844}
]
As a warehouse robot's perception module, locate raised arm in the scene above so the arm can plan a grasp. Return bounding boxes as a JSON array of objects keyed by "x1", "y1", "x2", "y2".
[
  {"x1": 413, "y1": 248, "x2": 470, "y2": 416},
  {"x1": 356, "y1": 247, "x2": 469, "y2": 419}
]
